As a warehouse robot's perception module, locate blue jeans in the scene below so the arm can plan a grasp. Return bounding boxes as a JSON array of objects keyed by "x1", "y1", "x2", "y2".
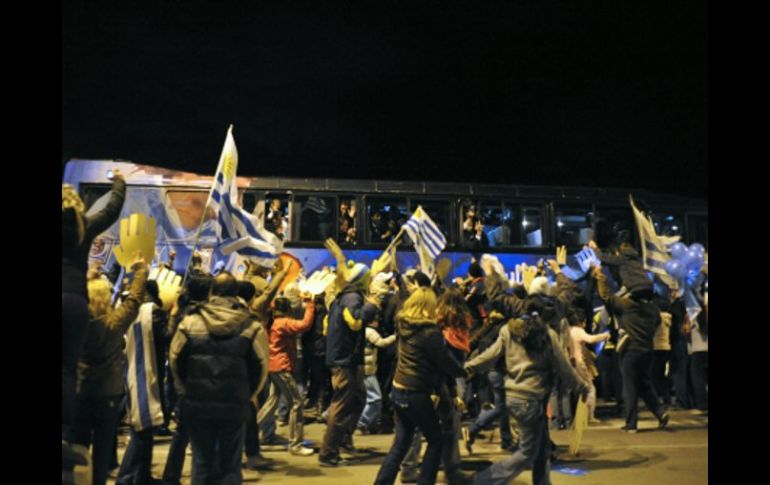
[
  {"x1": 473, "y1": 397, "x2": 551, "y2": 485},
  {"x1": 469, "y1": 371, "x2": 512, "y2": 446},
  {"x1": 116, "y1": 427, "x2": 155, "y2": 485},
  {"x1": 357, "y1": 375, "x2": 383, "y2": 430},
  {"x1": 375, "y1": 388, "x2": 444, "y2": 485},
  {"x1": 162, "y1": 407, "x2": 189, "y2": 482},
  {"x1": 188, "y1": 418, "x2": 245, "y2": 485}
]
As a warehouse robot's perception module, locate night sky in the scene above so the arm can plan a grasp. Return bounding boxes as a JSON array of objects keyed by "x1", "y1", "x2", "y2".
[{"x1": 63, "y1": 2, "x2": 707, "y2": 199}]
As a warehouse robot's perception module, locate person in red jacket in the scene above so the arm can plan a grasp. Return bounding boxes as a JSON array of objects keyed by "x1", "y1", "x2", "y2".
[{"x1": 260, "y1": 294, "x2": 315, "y2": 456}]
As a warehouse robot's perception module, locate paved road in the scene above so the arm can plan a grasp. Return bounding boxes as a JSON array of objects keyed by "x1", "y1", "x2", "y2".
[{"x1": 107, "y1": 408, "x2": 707, "y2": 484}]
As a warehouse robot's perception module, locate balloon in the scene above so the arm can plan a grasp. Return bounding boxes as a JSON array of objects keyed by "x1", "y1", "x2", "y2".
[
  {"x1": 690, "y1": 243, "x2": 706, "y2": 256},
  {"x1": 670, "y1": 242, "x2": 688, "y2": 260},
  {"x1": 666, "y1": 259, "x2": 687, "y2": 279},
  {"x1": 684, "y1": 248, "x2": 704, "y2": 272}
]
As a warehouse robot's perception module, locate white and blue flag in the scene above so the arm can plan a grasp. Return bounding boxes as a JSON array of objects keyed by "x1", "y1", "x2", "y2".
[
  {"x1": 629, "y1": 195, "x2": 679, "y2": 289},
  {"x1": 402, "y1": 205, "x2": 447, "y2": 278},
  {"x1": 210, "y1": 127, "x2": 283, "y2": 267},
  {"x1": 126, "y1": 302, "x2": 164, "y2": 432}
]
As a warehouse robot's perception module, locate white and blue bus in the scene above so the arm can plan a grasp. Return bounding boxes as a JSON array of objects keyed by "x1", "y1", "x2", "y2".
[{"x1": 63, "y1": 159, "x2": 707, "y2": 282}]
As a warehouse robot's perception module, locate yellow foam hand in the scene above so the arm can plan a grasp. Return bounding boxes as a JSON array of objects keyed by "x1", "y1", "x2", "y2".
[
  {"x1": 113, "y1": 213, "x2": 156, "y2": 271},
  {"x1": 371, "y1": 251, "x2": 391, "y2": 276},
  {"x1": 149, "y1": 266, "x2": 182, "y2": 311},
  {"x1": 522, "y1": 265, "x2": 538, "y2": 292},
  {"x1": 436, "y1": 258, "x2": 452, "y2": 283},
  {"x1": 556, "y1": 245, "x2": 567, "y2": 265}
]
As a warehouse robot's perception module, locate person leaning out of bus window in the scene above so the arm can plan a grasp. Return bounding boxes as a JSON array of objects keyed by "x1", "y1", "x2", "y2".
[{"x1": 463, "y1": 217, "x2": 489, "y2": 253}]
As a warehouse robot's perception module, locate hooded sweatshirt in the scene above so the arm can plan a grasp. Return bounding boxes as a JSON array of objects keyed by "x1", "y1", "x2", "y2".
[
  {"x1": 465, "y1": 317, "x2": 588, "y2": 401},
  {"x1": 169, "y1": 295, "x2": 269, "y2": 420},
  {"x1": 268, "y1": 300, "x2": 315, "y2": 373}
]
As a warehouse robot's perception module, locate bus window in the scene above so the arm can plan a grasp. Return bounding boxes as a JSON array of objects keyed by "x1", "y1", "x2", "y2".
[
  {"x1": 80, "y1": 186, "x2": 110, "y2": 211},
  {"x1": 338, "y1": 196, "x2": 358, "y2": 246},
  {"x1": 555, "y1": 205, "x2": 593, "y2": 247},
  {"x1": 480, "y1": 203, "x2": 505, "y2": 247},
  {"x1": 521, "y1": 207, "x2": 543, "y2": 247},
  {"x1": 460, "y1": 200, "x2": 482, "y2": 246},
  {"x1": 411, "y1": 199, "x2": 450, "y2": 243},
  {"x1": 292, "y1": 195, "x2": 335, "y2": 242},
  {"x1": 651, "y1": 211, "x2": 684, "y2": 238},
  {"x1": 367, "y1": 198, "x2": 408, "y2": 245},
  {"x1": 265, "y1": 193, "x2": 291, "y2": 241},
  {"x1": 594, "y1": 206, "x2": 635, "y2": 248},
  {"x1": 242, "y1": 191, "x2": 258, "y2": 215},
  {"x1": 687, "y1": 213, "x2": 708, "y2": 248}
]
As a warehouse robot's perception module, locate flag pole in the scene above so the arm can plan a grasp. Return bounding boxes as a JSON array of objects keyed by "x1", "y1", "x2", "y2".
[{"x1": 181, "y1": 124, "x2": 234, "y2": 288}]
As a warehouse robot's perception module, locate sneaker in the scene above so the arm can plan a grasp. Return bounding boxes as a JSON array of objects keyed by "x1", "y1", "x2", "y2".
[
  {"x1": 461, "y1": 427, "x2": 474, "y2": 455},
  {"x1": 445, "y1": 469, "x2": 473, "y2": 485},
  {"x1": 245, "y1": 454, "x2": 275, "y2": 470},
  {"x1": 588, "y1": 417, "x2": 603, "y2": 425},
  {"x1": 621, "y1": 425, "x2": 638, "y2": 433},
  {"x1": 289, "y1": 445, "x2": 315, "y2": 457},
  {"x1": 318, "y1": 456, "x2": 352, "y2": 467},
  {"x1": 658, "y1": 413, "x2": 670, "y2": 429},
  {"x1": 400, "y1": 471, "x2": 419, "y2": 483}
]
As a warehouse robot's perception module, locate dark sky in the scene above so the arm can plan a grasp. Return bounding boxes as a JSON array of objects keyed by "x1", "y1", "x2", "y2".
[{"x1": 63, "y1": 2, "x2": 707, "y2": 199}]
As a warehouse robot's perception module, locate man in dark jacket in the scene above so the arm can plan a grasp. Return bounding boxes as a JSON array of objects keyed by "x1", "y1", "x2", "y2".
[
  {"x1": 592, "y1": 266, "x2": 668, "y2": 432},
  {"x1": 169, "y1": 272, "x2": 269, "y2": 484},
  {"x1": 319, "y1": 262, "x2": 376, "y2": 467},
  {"x1": 62, "y1": 171, "x2": 126, "y2": 442}
]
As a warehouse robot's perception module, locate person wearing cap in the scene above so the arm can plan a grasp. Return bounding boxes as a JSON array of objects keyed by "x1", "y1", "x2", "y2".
[{"x1": 319, "y1": 261, "x2": 376, "y2": 467}]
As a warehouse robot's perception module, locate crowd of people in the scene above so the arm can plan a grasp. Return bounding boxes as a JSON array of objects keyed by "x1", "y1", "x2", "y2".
[{"x1": 63, "y1": 171, "x2": 708, "y2": 485}]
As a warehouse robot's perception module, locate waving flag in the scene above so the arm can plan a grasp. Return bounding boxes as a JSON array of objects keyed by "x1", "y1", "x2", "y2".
[
  {"x1": 629, "y1": 195, "x2": 679, "y2": 289},
  {"x1": 210, "y1": 127, "x2": 283, "y2": 266},
  {"x1": 402, "y1": 205, "x2": 447, "y2": 278}
]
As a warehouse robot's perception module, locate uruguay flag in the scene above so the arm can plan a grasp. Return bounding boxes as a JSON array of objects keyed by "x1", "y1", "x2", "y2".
[
  {"x1": 402, "y1": 205, "x2": 447, "y2": 278},
  {"x1": 210, "y1": 127, "x2": 283, "y2": 266},
  {"x1": 629, "y1": 195, "x2": 679, "y2": 289},
  {"x1": 126, "y1": 303, "x2": 164, "y2": 432}
]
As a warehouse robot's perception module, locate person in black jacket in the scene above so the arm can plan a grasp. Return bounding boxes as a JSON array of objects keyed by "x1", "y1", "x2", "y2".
[
  {"x1": 62, "y1": 170, "x2": 126, "y2": 443},
  {"x1": 592, "y1": 266, "x2": 669, "y2": 432},
  {"x1": 374, "y1": 287, "x2": 466, "y2": 485}
]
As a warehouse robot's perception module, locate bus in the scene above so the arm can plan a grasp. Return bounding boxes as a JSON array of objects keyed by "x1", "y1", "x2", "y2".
[{"x1": 63, "y1": 159, "x2": 708, "y2": 283}]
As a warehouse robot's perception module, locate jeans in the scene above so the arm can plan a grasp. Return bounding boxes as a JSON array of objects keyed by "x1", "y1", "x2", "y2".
[
  {"x1": 473, "y1": 397, "x2": 551, "y2": 485},
  {"x1": 357, "y1": 375, "x2": 383, "y2": 430},
  {"x1": 621, "y1": 349, "x2": 664, "y2": 429},
  {"x1": 306, "y1": 353, "x2": 332, "y2": 410},
  {"x1": 548, "y1": 377, "x2": 572, "y2": 426},
  {"x1": 469, "y1": 371, "x2": 512, "y2": 446},
  {"x1": 62, "y1": 292, "x2": 91, "y2": 442},
  {"x1": 188, "y1": 418, "x2": 245, "y2": 485},
  {"x1": 689, "y1": 351, "x2": 708, "y2": 411},
  {"x1": 73, "y1": 394, "x2": 122, "y2": 485},
  {"x1": 374, "y1": 388, "x2": 444, "y2": 485},
  {"x1": 320, "y1": 366, "x2": 366, "y2": 460},
  {"x1": 162, "y1": 407, "x2": 189, "y2": 482},
  {"x1": 266, "y1": 371, "x2": 306, "y2": 449},
  {"x1": 116, "y1": 427, "x2": 155, "y2": 485},
  {"x1": 670, "y1": 340, "x2": 692, "y2": 408},
  {"x1": 649, "y1": 350, "x2": 671, "y2": 405}
]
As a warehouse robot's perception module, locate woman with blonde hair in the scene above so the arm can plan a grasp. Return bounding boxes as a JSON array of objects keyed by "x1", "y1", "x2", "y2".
[
  {"x1": 74, "y1": 253, "x2": 147, "y2": 485},
  {"x1": 375, "y1": 286, "x2": 466, "y2": 485}
]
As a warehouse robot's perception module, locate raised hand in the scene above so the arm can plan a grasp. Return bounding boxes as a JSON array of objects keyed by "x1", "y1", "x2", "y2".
[
  {"x1": 113, "y1": 213, "x2": 156, "y2": 271},
  {"x1": 556, "y1": 245, "x2": 567, "y2": 265},
  {"x1": 522, "y1": 265, "x2": 538, "y2": 292},
  {"x1": 547, "y1": 259, "x2": 561, "y2": 275},
  {"x1": 149, "y1": 266, "x2": 182, "y2": 310}
]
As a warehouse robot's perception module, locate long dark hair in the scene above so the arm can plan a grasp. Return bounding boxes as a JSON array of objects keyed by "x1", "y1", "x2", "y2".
[
  {"x1": 510, "y1": 314, "x2": 552, "y2": 357},
  {"x1": 437, "y1": 287, "x2": 471, "y2": 330}
]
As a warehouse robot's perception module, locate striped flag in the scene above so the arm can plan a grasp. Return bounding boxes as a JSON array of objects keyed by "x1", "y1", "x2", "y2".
[
  {"x1": 210, "y1": 127, "x2": 283, "y2": 266},
  {"x1": 402, "y1": 205, "x2": 447, "y2": 278},
  {"x1": 629, "y1": 195, "x2": 679, "y2": 289},
  {"x1": 126, "y1": 302, "x2": 164, "y2": 432}
]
